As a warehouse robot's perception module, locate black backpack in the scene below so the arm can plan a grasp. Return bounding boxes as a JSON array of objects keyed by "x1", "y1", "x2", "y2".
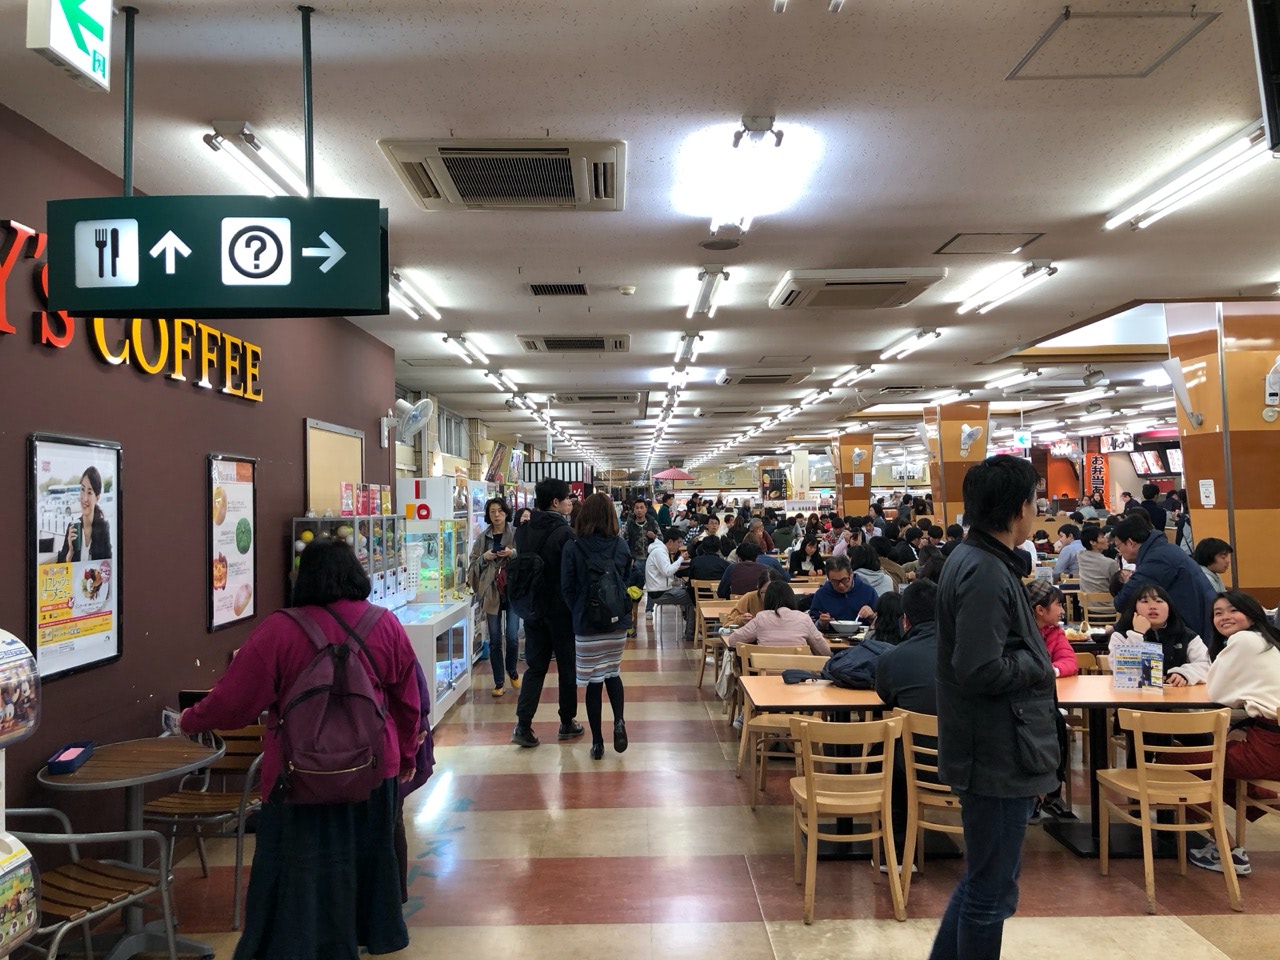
[
  {"x1": 781, "y1": 638, "x2": 893, "y2": 689},
  {"x1": 504, "y1": 549, "x2": 545, "y2": 620},
  {"x1": 574, "y1": 540, "x2": 629, "y2": 633}
]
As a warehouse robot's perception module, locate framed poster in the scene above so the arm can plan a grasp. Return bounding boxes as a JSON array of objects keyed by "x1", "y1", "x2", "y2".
[
  {"x1": 29, "y1": 434, "x2": 123, "y2": 681},
  {"x1": 209, "y1": 454, "x2": 258, "y2": 631}
]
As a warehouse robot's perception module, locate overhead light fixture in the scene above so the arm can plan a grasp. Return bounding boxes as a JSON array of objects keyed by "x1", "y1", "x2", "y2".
[
  {"x1": 880, "y1": 329, "x2": 941, "y2": 361},
  {"x1": 668, "y1": 367, "x2": 690, "y2": 390},
  {"x1": 441, "y1": 334, "x2": 488, "y2": 366},
  {"x1": 1069, "y1": 387, "x2": 1115, "y2": 406},
  {"x1": 1083, "y1": 402, "x2": 1102, "y2": 415},
  {"x1": 706, "y1": 116, "x2": 786, "y2": 232},
  {"x1": 1105, "y1": 120, "x2": 1269, "y2": 231},
  {"x1": 674, "y1": 332, "x2": 703, "y2": 365},
  {"x1": 932, "y1": 390, "x2": 972, "y2": 406},
  {"x1": 1080, "y1": 408, "x2": 1113, "y2": 421},
  {"x1": 832, "y1": 365, "x2": 875, "y2": 388},
  {"x1": 983, "y1": 369, "x2": 1039, "y2": 391},
  {"x1": 1082, "y1": 365, "x2": 1106, "y2": 387},
  {"x1": 204, "y1": 121, "x2": 308, "y2": 197},
  {"x1": 773, "y1": 0, "x2": 787, "y2": 11},
  {"x1": 486, "y1": 370, "x2": 518, "y2": 393},
  {"x1": 389, "y1": 269, "x2": 442, "y2": 321},
  {"x1": 1140, "y1": 398, "x2": 1178, "y2": 411},
  {"x1": 799, "y1": 389, "x2": 832, "y2": 407},
  {"x1": 957, "y1": 260, "x2": 1057, "y2": 315},
  {"x1": 687, "y1": 266, "x2": 729, "y2": 318}
]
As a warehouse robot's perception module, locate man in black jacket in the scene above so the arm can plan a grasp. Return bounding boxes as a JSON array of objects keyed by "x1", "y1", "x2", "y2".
[
  {"x1": 687, "y1": 536, "x2": 731, "y2": 583},
  {"x1": 1139, "y1": 482, "x2": 1168, "y2": 532},
  {"x1": 512, "y1": 478, "x2": 584, "y2": 748},
  {"x1": 930, "y1": 455, "x2": 1058, "y2": 960}
]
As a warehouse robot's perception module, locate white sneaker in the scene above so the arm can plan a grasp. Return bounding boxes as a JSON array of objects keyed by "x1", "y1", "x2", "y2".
[{"x1": 1189, "y1": 840, "x2": 1251, "y2": 876}]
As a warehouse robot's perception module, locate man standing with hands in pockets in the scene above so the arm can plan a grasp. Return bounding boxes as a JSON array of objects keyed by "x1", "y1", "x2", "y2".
[{"x1": 929, "y1": 455, "x2": 1059, "y2": 960}]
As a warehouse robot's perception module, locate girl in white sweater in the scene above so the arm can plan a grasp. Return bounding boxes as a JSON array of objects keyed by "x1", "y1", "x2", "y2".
[{"x1": 1188, "y1": 591, "x2": 1280, "y2": 876}]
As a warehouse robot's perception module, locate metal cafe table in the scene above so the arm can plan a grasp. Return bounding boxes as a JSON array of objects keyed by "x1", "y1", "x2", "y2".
[{"x1": 39, "y1": 735, "x2": 225, "y2": 960}]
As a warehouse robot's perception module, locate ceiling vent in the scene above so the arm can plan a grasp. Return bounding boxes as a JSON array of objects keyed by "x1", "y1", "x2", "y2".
[
  {"x1": 693, "y1": 406, "x2": 760, "y2": 418},
  {"x1": 767, "y1": 268, "x2": 948, "y2": 309},
  {"x1": 520, "y1": 334, "x2": 630, "y2": 353},
  {"x1": 878, "y1": 385, "x2": 928, "y2": 396},
  {"x1": 553, "y1": 392, "x2": 641, "y2": 405},
  {"x1": 716, "y1": 367, "x2": 815, "y2": 386},
  {"x1": 529, "y1": 283, "x2": 588, "y2": 296},
  {"x1": 378, "y1": 139, "x2": 626, "y2": 212}
]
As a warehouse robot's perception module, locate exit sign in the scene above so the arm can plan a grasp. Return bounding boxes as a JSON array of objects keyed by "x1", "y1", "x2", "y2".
[{"x1": 27, "y1": 0, "x2": 112, "y2": 91}]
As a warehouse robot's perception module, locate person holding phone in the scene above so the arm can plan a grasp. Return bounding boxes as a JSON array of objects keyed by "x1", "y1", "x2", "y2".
[
  {"x1": 469, "y1": 497, "x2": 519, "y2": 696},
  {"x1": 56, "y1": 466, "x2": 111, "y2": 562}
]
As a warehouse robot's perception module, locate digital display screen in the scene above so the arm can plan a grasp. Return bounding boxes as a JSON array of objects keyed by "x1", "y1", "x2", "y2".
[
  {"x1": 1144, "y1": 451, "x2": 1166, "y2": 474},
  {"x1": 1129, "y1": 452, "x2": 1149, "y2": 475},
  {"x1": 1166, "y1": 448, "x2": 1183, "y2": 473}
]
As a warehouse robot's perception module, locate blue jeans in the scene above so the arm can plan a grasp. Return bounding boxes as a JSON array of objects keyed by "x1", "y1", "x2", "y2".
[
  {"x1": 487, "y1": 606, "x2": 520, "y2": 686},
  {"x1": 927, "y1": 790, "x2": 1034, "y2": 960}
]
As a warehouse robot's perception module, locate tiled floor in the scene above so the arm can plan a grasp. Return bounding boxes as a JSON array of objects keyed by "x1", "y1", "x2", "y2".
[{"x1": 174, "y1": 613, "x2": 1278, "y2": 958}]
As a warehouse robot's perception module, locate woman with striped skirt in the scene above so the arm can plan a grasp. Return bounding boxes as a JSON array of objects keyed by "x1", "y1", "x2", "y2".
[{"x1": 561, "y1": 492, "x2": 633, "y2": 760}]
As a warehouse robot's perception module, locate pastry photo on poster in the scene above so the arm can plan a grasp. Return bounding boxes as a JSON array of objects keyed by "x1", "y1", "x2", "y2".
[
  {"x1": 29, "y1": 434, "x2": 123, "y2": 681},
  {"x1": 209, "y1": 455, "x2": 257, "y2": 631}
]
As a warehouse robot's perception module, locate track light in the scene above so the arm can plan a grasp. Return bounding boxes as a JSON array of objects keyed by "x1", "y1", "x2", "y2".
[
  {"x1": 983, "y1": 370, "x2": 1039, "y2": 391},
  {"x1": 204, "y1": 122, "x2": 308, "y2": 197},
  {"x1": 687, "y1": 266, "x2": 728, "y2": 318},
  {"x1": 1082, "y1": 365, "x2": 1106, "y2": 387},
  {"x1": 1084, "y1": 402, "x2": 1102, "y2": 415},
  {"x1": 832, "y1": 365, "x2": 875, "y2": 388},
  {"x1": 880, "y1": 330, "x2": 941, "y2": 361},
  {"x1": 1105, "y1": 120, "x2": 1270, "y2": 231},
  {"x1": 957, "y1": 261, "x2": 1057, "y2": 315},
  {"x1": 674, "y1": 332, "x2": 703, "y2": 365},
  {"x1": 389, "y1": 269, "x2": 442, "y2": 321}
]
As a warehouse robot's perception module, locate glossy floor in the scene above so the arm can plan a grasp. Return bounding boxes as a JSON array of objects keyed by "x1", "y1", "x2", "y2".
[{"x1": 175, "y1": 613, "x2": 1278, "y2": 959}]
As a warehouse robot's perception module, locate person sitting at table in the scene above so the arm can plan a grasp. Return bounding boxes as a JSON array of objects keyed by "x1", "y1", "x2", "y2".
[
  {"x1": 1023, "y1": 579, "x2": 1079, "y2": 822},
  {"x1": 718, "y1": 540, "x2": 769, "y2": 599},
  {"x1": 789, "y1": 536, "x2": 826, "y2": 577},
  {"x1": 180, "y1": 538, "x2": 420, "y2": 960},
  {"x1": 1110, "y1": 583, "x2": 1211, "y2": 685},
  {"x1": 688, "y1": 535, "x2": 731, "y2": 583},
  {"x1": 1187, "y1": 590, "x2": 1280, "y2": 875},
  {"x1": 850, "y1": 543, "x2": 896, "y2": 597},
  {"x1": 865, "y1": 591, "x2": 905, "y2": 645},
  {"x1": 869, "y1": 536, "x2": 909, "y2": 588},
  {"x1": 808, "y1": 554, "x2": 877, "y2": 632},
  {"x1": 772, "y1": 515, "x2": 797, "y2": 553},
  {"x1": 940, "y1": 523, "x2": 965, "y2": 557},
  {"x1": 647, "y1": 527, "x2": 695, "y2": 643},
  {"x1": 1113, "y1": 511, "x2": 1217, "y2": 642},
  {"x1": 1052, "y1": 523, "x2": 1084, "y2": 582},
  {"x1": 891, "y1": 526, "x2": 924, "y2": 566},
  {"x1": 740, "y1": 532, "x2": 789, "y2": 580},
  {"x1": 820, "y1": 516, "x2": 846, "y2": 553},
  {"x1": 747, "y1": 517, "x2": 775, "y2": 553},
  {"x1": 726, "y1": 581, "x2": 832, "y2": 656},
  {"x1": 724, "y1": 568, "x2": 787, "y2": 626},
  {"x1": 1194, "y1": 537, "x2": 1234, "y2": 595},
  {"x1": 916, "y1": 547, "x2": 947, "y2": 585},
  {"x1": 1077, "y1": 525, "x2": 1119, "y2": 594},
  {"x1": 1032, "y1": 529, "x2": 1053, "y2": 553}
]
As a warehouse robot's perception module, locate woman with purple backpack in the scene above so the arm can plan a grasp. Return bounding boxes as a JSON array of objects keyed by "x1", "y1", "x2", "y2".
[{"x1": 181, "y1": 538, "x2": 422, "y2": 960}]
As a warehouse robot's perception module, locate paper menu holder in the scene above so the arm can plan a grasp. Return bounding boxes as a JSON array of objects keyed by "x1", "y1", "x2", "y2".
[{"x1": 0, "y1": 833, "x2": 38, "y2": 954}]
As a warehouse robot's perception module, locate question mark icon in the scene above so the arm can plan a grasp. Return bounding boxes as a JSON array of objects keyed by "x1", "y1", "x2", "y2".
[{"x1": 246, "y1": 234, "x2": 267, "y2": 269}]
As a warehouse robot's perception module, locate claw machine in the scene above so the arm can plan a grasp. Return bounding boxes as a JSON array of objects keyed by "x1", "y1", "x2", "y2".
[{"x1": 395, "y1": 477, "x2": 473, "y2": 727}]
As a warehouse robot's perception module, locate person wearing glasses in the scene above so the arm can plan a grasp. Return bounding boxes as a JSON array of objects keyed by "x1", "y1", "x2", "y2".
[{"x1": 807, "y1": 554, "x2": 877, "y2": 632}]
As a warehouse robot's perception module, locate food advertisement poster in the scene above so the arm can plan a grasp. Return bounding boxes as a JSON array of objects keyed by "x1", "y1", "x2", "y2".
[
  {"x1": 29, "y1": 434, "x2": 123, "y2": 681},
  {"x1": 209, "y1": 455, "x2": 257, "y2": 631}
]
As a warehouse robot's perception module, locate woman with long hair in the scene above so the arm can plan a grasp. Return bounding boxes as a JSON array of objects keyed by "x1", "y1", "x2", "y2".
[
  {"x1": 513, "y1": 506, "x2": 533, "y2": 526},
  {"x1": 560, "y1": 492, "x2": 632, "y2": 760},
  {"x1": 181, "y1": 539, "x2": 420, "y2": 959},
  {"x1": 1188, "y1": 590, "x2": 1280, "y2": 874},
  {"x1": 1110, "y1": 582, "x2": 1211, "y2": 685},
  {"x1": 469, "y1": 497, "x2": 519, "y2": 697},
  {"x1": 726, "y1": 581, "x2": 831, "y2": 655},
  {"x1": 866, "y1": 591, "x2": 905, "y2": 646},
  {"x1": 56, "y1": 465, "x2": 111, "y2": 562},
  {"x1": 788, "y1": 536, "x2": 826, "y2": 577}
]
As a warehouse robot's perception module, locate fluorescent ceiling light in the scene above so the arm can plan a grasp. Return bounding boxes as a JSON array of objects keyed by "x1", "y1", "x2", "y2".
[
  {"x1": 1079, "y1": 409, "x2": 1114, "y2": 422},
  {"x1": 1029, "y1": 419, "x2": 1063, "y2": 430},
  {"x1": 487, "y1": 370, "x2": 518, "y2": 393},
  {"x1": 674, "y1": 332, "x2": 702, "y2": 365},
  {"x1": 833, "y1": 365, "x2": 875, "y2": 387},
  {"x1": 389, "y1": 269, "x2": 442, "y2": 321},
  {"x1": 984, "y1": 370, "x2": 1039, "y2": 391},
  {"x1": 880, "y1": 329, "x2": 941, "y2": 361},
  {"x1": 957, "y1": 260, "x2": 1057, "y2": 315},
  {"x1": 1105, "y1": 120, "x2": 1270, "y2": 230},
  {"x1": 442, "y1": 334, "x2": 487, "y2": 366},
  {"x1": 687, "y1": 266, "x2": 728, "y2": 318},
  {"x1": 204, "y1": 121, "x2": 308, "y2": 197},
  {"x1": 799, "y1": 389, "x2": 832, "y2": 407},
  {"x1": 1069, "y1": 387, "x2": 1115, "y2": 405},
  {"x1": 1141, "y1": 398, "x2": 1178, "y2": 411},
  {"x1": 441, "y1": 335, "x2": 472, "y2": 364}
]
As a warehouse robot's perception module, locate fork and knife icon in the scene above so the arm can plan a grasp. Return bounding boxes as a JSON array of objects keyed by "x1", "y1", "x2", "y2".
[{"x1": 93, "y1": 227, "x2": 121, "y2": 278}]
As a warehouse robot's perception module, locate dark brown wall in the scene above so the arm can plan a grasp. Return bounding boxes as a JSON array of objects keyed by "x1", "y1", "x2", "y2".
[{"x1": 0, "y1": 103, "x2": 396, "y2": 809}]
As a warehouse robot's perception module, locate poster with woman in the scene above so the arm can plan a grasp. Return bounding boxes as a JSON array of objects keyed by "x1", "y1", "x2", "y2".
[
  {"x1": 209, "y1": 454, "x2": 257, "y2": 630},
  {"x1": 29, "y1": 434, "x2": 122, "y2": 680}
]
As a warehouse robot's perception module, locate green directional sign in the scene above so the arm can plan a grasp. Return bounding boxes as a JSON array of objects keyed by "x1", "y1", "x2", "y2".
[
  {"x1": 46, "y1": 196, "x2": 389, "y2": 319},
  {"x1": 26, "y1": 0, "x2": 112, "y2": 90}
]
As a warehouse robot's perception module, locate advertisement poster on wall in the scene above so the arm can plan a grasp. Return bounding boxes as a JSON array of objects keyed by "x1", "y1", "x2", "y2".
[
  {"x1": 29, "y1": 434, "x2": 123, "y2": 680},
  {"x1": 209, "y1": 455, "x2": 257, "y2": 631}
]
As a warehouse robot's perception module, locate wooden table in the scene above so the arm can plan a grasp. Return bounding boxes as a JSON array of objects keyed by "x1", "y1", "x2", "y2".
[
  {"x1": 39, "y1": 736, "x2": 225, "y2": 960},
  {"x1": 740, "y1": 674, "x2": 883, "y2": 713},
  {"x1": 1050, "y1": 675, "x2": 1221, "y2": 858}
]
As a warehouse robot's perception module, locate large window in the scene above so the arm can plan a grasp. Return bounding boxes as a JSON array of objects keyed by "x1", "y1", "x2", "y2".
[{"x1": 437, "y1": 407, "x2": 470, "y2": 459}]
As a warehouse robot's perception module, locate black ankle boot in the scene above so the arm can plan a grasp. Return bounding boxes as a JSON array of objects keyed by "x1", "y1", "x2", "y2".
[
  {"x1": 613, "y1": 719, "x2": 628, "y2": 753},
  {"x1": 590, "y1": 741, "x2": 605, "y2": 760}
]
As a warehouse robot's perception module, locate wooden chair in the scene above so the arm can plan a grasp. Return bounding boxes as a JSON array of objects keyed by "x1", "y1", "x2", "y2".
[
  {"x1": 789, "y1": 715, "x2": 907, "y2": 924},
  {"x1": 1063, "y1": 651, "x2": 1101, "y2": 775},
  {"x1": 142, "y1": 726, "x2": 264, "y2": 930},
  {"x1": 1098, "y1": 708, "x2": 1241, "y2": 914},
  {"x1": 9, "y1": 807, "x2": 179, "y2": 960},
  {"x1": 740, "y1": 650, "x2": 830, "y2": 807},
  {"x1": 732, "y1": 643, "x2": 810, "y2": 802},
  {"x1": 696, "y1": 599, "x2": 736, "y2": 689},
  {"x1": 689, "y1": 579, "x2": 720, "y2": 602},
  {"x1": 1080, "y1": 592, "x2": 1117, "y2": 630},
  {"x1": 1234, "y1": 706, "x2": 1280, "y2": 846},
  {"x1": 892, "y1": 709, "x2": 962, "y2": 908}
]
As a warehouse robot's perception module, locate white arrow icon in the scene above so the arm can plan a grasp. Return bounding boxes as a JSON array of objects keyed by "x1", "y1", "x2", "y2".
[
  {"x1": 148, "y1": 230, "x2": 192, "y2": 275},
  {"x1": 302, "y1": 231, "x2": 345, "y2": 273}
]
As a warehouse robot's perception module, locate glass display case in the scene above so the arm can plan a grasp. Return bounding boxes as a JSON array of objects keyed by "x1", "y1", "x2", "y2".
[
  {"x1": 404, "y1": 519, "x2": 471, "y2": 605},
  {"x1": 392, "y1": 600, "x2": 471, "y2": 727},
  {"x1": 290, "y1": 514, "x2": 407, "y2": 608}
]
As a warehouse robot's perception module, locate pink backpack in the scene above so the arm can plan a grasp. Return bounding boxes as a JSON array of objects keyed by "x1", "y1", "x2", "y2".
[{"x1": 275, "y1": 605, "x2": 388, "y2": 804}]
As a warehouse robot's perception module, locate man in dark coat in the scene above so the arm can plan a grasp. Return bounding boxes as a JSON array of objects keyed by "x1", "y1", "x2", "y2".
[
  {"x1": 1112, "y1": 511, "x2": 1216, "y2": 641},
  {"x1": 930, "y1": 455, "x2": 1058, "y2": 960}
]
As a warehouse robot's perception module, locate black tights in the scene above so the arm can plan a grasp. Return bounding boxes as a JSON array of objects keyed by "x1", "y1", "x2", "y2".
[{"x1": 584, "y1": 676, "x2": 625, "y2": 743}]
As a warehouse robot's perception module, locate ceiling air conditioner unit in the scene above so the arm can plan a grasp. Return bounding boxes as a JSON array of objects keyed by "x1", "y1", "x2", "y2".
[
  {"x1": 378, "y1": 138, "x2": 626, "y2": 212},
  {"x1": 767, "y1": 268, "x2": 948, "y2": 310},
  {"x1": 716, "y1": 368, "x2": 815, "y2": 386}
]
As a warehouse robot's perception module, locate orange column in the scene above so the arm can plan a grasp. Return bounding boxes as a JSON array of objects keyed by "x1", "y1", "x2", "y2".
[
  {"x1": 933, "y1": 401, "x2": 990, "y2": 526},
  {"x1": 836, "y1": 434, "x2": 875, "y2": 517},
  {"x1": 1165, "y1": 302, "x2": 1280, "y2": 604}
]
